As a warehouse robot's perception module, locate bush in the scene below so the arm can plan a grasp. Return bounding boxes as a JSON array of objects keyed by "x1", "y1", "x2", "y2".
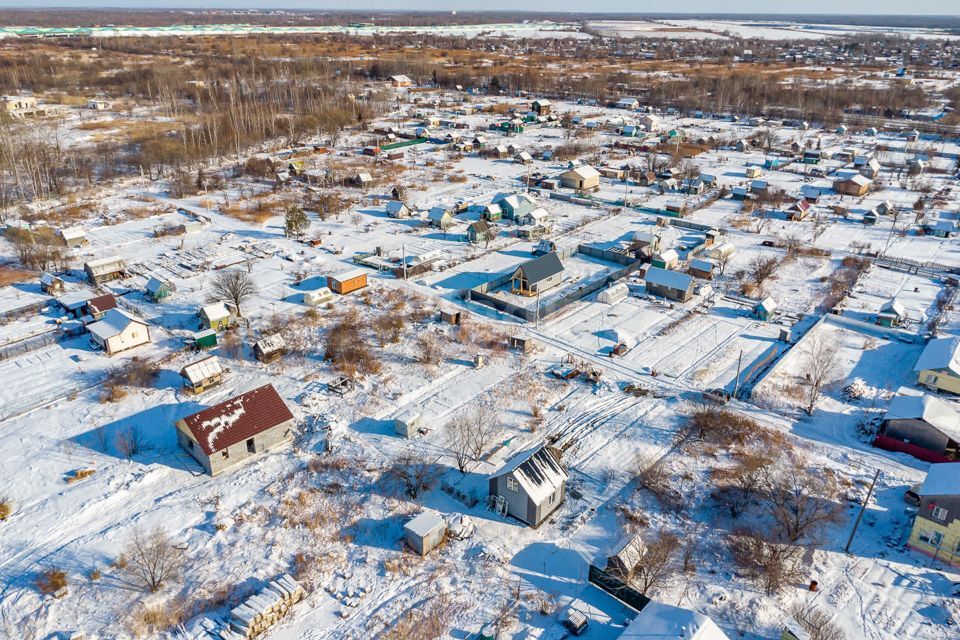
[
  {"x1": 728, "y1": 528, "x2": 804, "y2": 595},
  {"x1": 35, "y1": 568, "x2": 68, "y2": 595},
  {"x1": 0, "y1": 498, "x2": 11, "y2": 521}
]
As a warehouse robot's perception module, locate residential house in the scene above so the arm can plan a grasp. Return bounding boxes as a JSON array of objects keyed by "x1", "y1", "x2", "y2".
[
  {"x1": 638, "y1": 114, "x2": 660, "y2": 132},
  {"x1": 531, "y1": 99, "x2": 552, "y2": 115},
  {"x1": 876, "y1": 200, "x2": 895, "y2": 216},
  {"x1": 859, "y1": 157, "x2": 882, "y2": 179},
  {"x1": 180, "y1": 355, "x2": 224, "y2": 394},
  {"x1": 915, "y1": 336, "x2": 960, "y2": 394},
  {"x1": 863, "y1": 209, "x2": 879, "y2": 225},
  {"x1": 390, "y1": 74, "x2": 412, "y2": 87},
  {"x1": 755, "y1": 297, "x2": 778, "y2": 321},
  {"x1": 559, "y1": 166, "x2": 601, "y2": 192},
  {"x1": 479, "y1": 203, "x2": 503, "y2": 222},
  {"x1": 86, "y1": 293, "x2": 117, "y2": 320},
  {"x1": 786, "y1": 199, "x2": 812, "y2": 221},
  {"x1": 644, "y1": 267, "x2": 694, "y2": 302},
  {"x1": 745, "y1": 166, "x2": 762, "y2": 179},
  {"x1": 385, "y1": 200, "x2": 410, "y2": 219},
  {"x1": 254, "y1": 334, "x2": 287, "y2": 363},
  {"x1": 833, "y1": 174, "x2": 872, "y2": 197},
  {"x1": 351, "y1": 172, "x2": 374, "y2": 188},
  {"x1": 605, "y1": 534, "x2": 646, "y2": 581},
  {"x1": 906, "y1": 463, "x2": 960, "y2": 566},
  {"x1": 750, "y1": 179, "x2": 768, "y2": 194},
  {"x1": 614, "y1": 97, "x2": 639, "y2": 110},
  {"x1": 394, "y1": 410, "x2": 422, "y2": 438},
  {"x1": 327, "y1": 269, "x2": 368, "y2": 295},
  {"x1": 515, "y1": 151, "x2": 534, "y2": 165},
  {"x1": 878, "y1": 298, "x2": 908, "y2": 327},
  {"x1": 925, "y1": 218, "x2": 957, "y2": 238},
  {"x1": 731, "y1": 186, "x2": 750, "y2": 200},
  {"x1": 58, "y1": 226, "x2": 87, "y2": 248},
  {"x1": 199, "y1": 302, "x2": 236, "y2": 331},
  {"x1": 145, "y1": 277, "x2": 175, "y2": 302},
  {"x1": 190, "y1": 329, "x2": 218, "y2": 350},
  {"x1": 175, "y1": 384, "x2": 295, "y2": 476},
  {"x1": 427, "y1": 206, "x2": 454, "y2": 229},
  {"x1": 467, "y1": 220, "x2": 497, "y2": 245},
  {"x1": 875, "y1": 388, "x2": 960, "y2": 462},
  {"x1": 489, "y1": 444, "x2": 567, "y2": 528},
  {"x1": 497, "y1": 193, "x2": 538, "y2": 221},
  {"x1": 88, "y1": 309, "x2": 150, "y2": 355},
  {"x1": 40, "y1": 272, "x2": 65, "y2": 295},
  {"x1": 598, "y1": 167, "x2": 624, "y2": 181},
  {"x1": 802, "y1": 149, "x2": 822, "y2": 164},
  {"x1": 615, "y1": 601, "x2": 730, "y2": 640},
  {"x1": 404, "y1": 511, "x2": 446, "y2": 556},
  {"x1": 688, "y1": 258, "x2": 716, "y2": 280},
  {"x1": 517, "y1": 207, "x2": 550, "y2": 228},
  {"x1": 510, "y1": 252, "x2": 564, "y2": 297},
  {"x1": 83, "y1": 256, "x2": 126, "y2": 285},
  {"x1": 651, "y1": 249, "x2": 679, "y2": 269}
]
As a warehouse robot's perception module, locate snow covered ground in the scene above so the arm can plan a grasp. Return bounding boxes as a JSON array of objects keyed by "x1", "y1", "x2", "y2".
[{"x1": 2, "y1": 90, "x2": 960, "y2": 640}]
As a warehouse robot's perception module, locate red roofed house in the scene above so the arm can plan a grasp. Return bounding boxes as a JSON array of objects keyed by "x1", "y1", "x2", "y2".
[{"x1": 175, "y1": 384, "x2": 295, "y2": 476}]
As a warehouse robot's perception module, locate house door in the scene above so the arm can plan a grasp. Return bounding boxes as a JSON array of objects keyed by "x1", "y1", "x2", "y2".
[{"x1": 246, "y1": 438, "x2": 256, "y2": 454}]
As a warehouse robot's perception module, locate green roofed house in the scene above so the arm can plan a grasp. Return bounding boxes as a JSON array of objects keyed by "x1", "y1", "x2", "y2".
[
  {"x1": 192, "y1": 329, "x2": 218, "y2": 350},
  {"x1": 145, "y1": 277, "x2": 175, "y2": 302}
]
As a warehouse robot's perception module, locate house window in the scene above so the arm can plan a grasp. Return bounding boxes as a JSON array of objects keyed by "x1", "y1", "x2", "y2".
[
  {"x1": 931, "y1": 531, "x2": 944, "y2": 548},
  {"x1": 131, "y1": 331, "x2": 138, "y2": 339},
  {"x1": 187, "y1": 439, "x2": 193, "y2": 450},
  {"x1": 506, "y1": 477, "x2": 519, "y2": 493},
  {"x1": 925, "y1": 373, "x2": 938, "y2": 384},
  {"x1": 221, "y1": 449, "x2": 229, "y2": 459},
  {"x1": 932, "y1": 506, "x2": 948, "y2": 522},
  {"x1": 547, "y1": 491, "x2": 556, "y2": 505},
  {"x1": 246, "y1": 438, "x2": 256, "y2": 454}
]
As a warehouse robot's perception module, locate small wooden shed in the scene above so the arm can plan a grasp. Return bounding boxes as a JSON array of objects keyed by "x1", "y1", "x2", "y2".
[
  {"x1": 327, "y1": 269, "x2": 368, "y2": 295},
  {"x1": 254, "y1": 334, "x2": 287, "y2": 363},
  {"x1": 404, "y1": 511, "x2": 446, "y2": 556},
  {"x1": 394, "y1": 410, "x2": 422, "y2": 439}
]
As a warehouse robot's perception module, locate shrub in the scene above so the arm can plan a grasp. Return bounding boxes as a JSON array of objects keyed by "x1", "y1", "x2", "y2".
[
  {"x1": 35, "y1": 568, "x2": 68, "y2": 595},
  {"x1": 0, "y1": 498, "x2": 11, "y2": 521}
]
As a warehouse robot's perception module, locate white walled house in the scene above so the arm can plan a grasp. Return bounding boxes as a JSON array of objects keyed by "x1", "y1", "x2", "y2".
[{"x1": 87, "y1": 309, "x2": 150, "y2": 355}]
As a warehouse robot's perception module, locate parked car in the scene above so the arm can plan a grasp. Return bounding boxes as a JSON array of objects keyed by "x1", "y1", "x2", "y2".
[{"x1": 703, "y1": 388, "x2": 731, "y2": 404}]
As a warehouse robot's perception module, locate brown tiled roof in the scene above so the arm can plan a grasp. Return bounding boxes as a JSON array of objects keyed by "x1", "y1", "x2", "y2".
[
  {"x1": 87, "y1": 294, "x2": 117, "y2": 314},
  {"x1": 180, "y1": 384, "x2": 293, "y2": 455}
]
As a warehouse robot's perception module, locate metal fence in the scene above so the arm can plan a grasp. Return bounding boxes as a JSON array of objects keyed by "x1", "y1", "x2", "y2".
[
  {"x1": 0, "y1": 330, "x2": 64, "y2": 362},
  {"x1": 587, "y1": 565, "x2": 650, "y2": 613}
]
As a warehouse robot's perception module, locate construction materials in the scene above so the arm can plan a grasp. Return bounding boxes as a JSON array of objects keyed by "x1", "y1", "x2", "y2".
[{"x1": 226, "y1": 574, "x2": 307, "y2": 638}]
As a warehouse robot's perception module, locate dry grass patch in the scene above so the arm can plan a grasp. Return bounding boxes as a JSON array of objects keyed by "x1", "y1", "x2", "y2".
[{"x1": 0, "y1": 266, "x2": 34, "y2": 287}]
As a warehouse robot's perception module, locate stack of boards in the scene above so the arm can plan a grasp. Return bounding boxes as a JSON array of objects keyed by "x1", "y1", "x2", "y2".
[{"x1": 219, "y1": 574, "x2": 307, "y2": 638}]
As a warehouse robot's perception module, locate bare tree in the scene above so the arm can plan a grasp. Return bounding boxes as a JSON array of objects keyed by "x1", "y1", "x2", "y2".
[
  {"x1": 121, "y1": 528, "x2": 185, "y2": 592},
  {"x1": 711, "y1": 453, "x2": 772, "y2": 519},
  {"x1": 464, "y1": 402, "x2": 500, "y2": 460},
  {"x1": 715, "y1": 250, "x2": 732, "y2": 276},
  {"x1": 763, "y1": 459, "x2": 843, "y2": 544},
  {"x1": 444, "y1": 415, "x2": 473, "y2": 474},
  {"x1": 209, "y1": 269, "x2": 257, "y2": 318},
  {"x1": 801, "y1": 333, "x2": 840, "y2": 415},
  {"x1": 387, "y1": 452, "x2": 442, "y2": 499},
  {"x1": 728, "y1": 528, "x2": 804, "y2": 595},
  {"x1": 631, "y1": 530, "x2": 679, "y2": 595},
  {"x1": 747, "y1": 253, "x2": 779, "y2": 286}
]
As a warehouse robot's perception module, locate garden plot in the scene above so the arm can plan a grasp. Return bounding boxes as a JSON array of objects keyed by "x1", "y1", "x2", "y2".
[
  {"x1": 843, "y1": 267, "x2": 944, "y2": 328},
  {"x1": 752, "y1": 319, "x2": 924, "y2": 418},
  {"x1": 546, "y1": 293, "x2": 783, "y2": 389},
  {"x1": 483, "y1": 252, "x2": 622, "y2": 313},
  {"x1": 0, "y1": 282, "x2": 49, "y2": 317}
]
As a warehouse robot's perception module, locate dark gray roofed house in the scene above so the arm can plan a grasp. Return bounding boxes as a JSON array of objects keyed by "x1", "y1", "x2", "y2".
[
  {"x1": 489, "y1": 444, "x2": 567, "y2": 527},
  {"x1": 511, "y1": 252, "x2": 564, "y2": 297}
]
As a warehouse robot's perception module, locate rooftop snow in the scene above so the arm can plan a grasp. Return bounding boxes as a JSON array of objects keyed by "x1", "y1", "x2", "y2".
[{"x1": 179, "y1": 383, "x2": 293, "y2": 456}]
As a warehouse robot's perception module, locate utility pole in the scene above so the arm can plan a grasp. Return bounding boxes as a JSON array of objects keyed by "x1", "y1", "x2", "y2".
[
  {"x1": 402, "y1": 244, "x2": 407, "y2": 281},
  {"x1": 732, "y1": 350, "x2": 743, "y2": 399},
  {"x1": 845, "y1": 468, "x2": 882, "y2": 554}
]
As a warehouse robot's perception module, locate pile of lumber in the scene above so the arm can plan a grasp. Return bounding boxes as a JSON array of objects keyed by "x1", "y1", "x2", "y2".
[{"x1": 221, "y1": 574, "x2": 306, "y2": 639}]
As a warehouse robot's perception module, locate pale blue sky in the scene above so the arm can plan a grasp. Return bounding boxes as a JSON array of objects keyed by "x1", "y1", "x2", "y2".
[{"x1": 0, "y1": 2, "x2": 956, "y2": 15}]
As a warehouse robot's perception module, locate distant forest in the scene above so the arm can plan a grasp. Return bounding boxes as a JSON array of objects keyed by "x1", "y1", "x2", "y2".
[{"x1": 0, "y1": 9, "x2": 957, "y2": 31}]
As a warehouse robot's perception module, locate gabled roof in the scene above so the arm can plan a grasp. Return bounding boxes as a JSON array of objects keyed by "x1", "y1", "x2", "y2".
[
  {"x1": 885, "y1": 388, "x2": 960, "y2": 441},
  {"x1": 201, "y1": 302, "x2": 232, "y2": 321},
  {"x1": 179, "y1": 384, "x2": 294, "y2": 456},
  {"x1": 386, "y1": 200, "x2": 408, "y2": 214},
  {"x1": 514, "y1": 252, "x2": 564, "y2": 284},
  {"x1": 879, "y1": 297, "x2": 907, "y2": 318},
  {"x1": 645, "y1": 266, "x2": 694, "y2": 291},
  {"x1": 468, "y1": 220, "x2": 493, "y2": 234},
  {"x1": 84, "y1": 255, "x2": 125, "y2": 274},
  {"x1": 87, "y1": 308, "x2": 147, "y2": 341},
  {"x1": 756, "y1": 297, "x2": 778, "y2": 314},
  {"x1": 59, "y1": 226, "x2": 86, "y2": 241},
  {"x1": 914, "y1": 336, "x2": 960, "y2": 376},
  {"x1": 180, "y1": 355, "x2": 222, "y2": 384},
  {"x1": 562, "y1": 165, "x2": 601, "y2": 181},
  {"x1": 87, "y1": 294, "x2": 117, "y2": 315},
  {"x1": 918, "y1": 463, "x2": 960, "y2": 498},
  {"x1": 428, "y1": 207, "x2": 452, "y2": 221},
  {"x1": 492, "y1": 444, "x2": 568, "y2": 505},
  {"x1": 617, "y1": 601, "x2": 730, "y2": 640},
  {"x1": 145, "y1": 277, "x2": 173, "y2": 294},
  {"x1": 255, "y1": 333, "x2": 286, "y2": 354}
]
